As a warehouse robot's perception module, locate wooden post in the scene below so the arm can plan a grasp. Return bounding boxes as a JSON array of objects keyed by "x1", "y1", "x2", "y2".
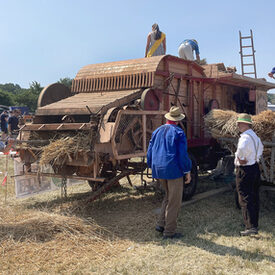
[
  {"x1": 270, "y1": 132, "x2": 275, "y2": 183},
  {"x1": 4, "y1": 154, "x2": 8, "y2": 203},
  {"x1": 143, "y1": 114, "x2": 146, "y2": 153},
  {"x1": 93, "y1": 153, "x2": 98, "y2": 179},
  {"x1": 200, "y1": 81, "x2": 204, "y2": 138},
  {"x1": 260, "y1": 156, "x2": 269, "y2": 182},
  {"x1": 188, "y1": 80, "x2": 194, "y2": 139}
]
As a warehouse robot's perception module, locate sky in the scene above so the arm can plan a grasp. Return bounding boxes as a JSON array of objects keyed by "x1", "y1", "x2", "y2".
[{"x1": 0, "y1": 0, "x2": 274, "y2": 92}]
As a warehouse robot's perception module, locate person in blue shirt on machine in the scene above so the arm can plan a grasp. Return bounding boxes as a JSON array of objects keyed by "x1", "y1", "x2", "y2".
[
  {"x1": 268, "y1": 67, "x2": 275, "y2": 79},
  {"x1": 147, "y1": 106, "x2": 192, "y2": 239},
  {"x1": 178, "y1": 39, "x2": 200, "y2": 62}
]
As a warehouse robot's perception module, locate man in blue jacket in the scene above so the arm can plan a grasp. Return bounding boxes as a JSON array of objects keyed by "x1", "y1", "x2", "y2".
[{"x1": 147, "y1": 106, "x2": 192, "y2": 239}]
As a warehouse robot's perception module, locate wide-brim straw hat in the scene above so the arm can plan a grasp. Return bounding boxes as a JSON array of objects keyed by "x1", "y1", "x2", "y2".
[
  {"x1": 165, "y1": 106, "x2": 185, "y2": 121},
  {"x1": 237, "y1": 113, "x2": 252, "y2": 124}
]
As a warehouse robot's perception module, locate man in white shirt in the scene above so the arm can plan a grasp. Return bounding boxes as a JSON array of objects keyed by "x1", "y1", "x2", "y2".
[
  {"x1": 178, "y1": 39, "x2": 200, "y2": 62},
  {"x1": 235, "y1": 113, "x2": 263, "y2": 236}
]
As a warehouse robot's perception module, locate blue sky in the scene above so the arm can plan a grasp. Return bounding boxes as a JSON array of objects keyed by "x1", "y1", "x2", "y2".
[{"x1": 0, "y1": 0, "x2": 274, "y2": 92}]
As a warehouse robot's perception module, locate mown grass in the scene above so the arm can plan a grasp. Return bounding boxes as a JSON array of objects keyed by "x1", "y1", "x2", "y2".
[{"x1": 0, "y1": 157, "x2": 274, "y2": 275}]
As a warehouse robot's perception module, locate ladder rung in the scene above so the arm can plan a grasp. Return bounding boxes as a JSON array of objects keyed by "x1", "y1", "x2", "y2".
[
  {"x1": 242, "y1": 45, "x2": 252, "y2": 48},
  {"x1": 242, "y1": 54, "x2": 253, "y2": 57},
  {"x1": 241, "y1": 36, "x2": 252, "y2": 39},
  {"x1": 243, "y1": 72, "x2": 255, "y2": 75},
  {"x1": 243, "y1": 63, "x2": 255, "y2": 66}
]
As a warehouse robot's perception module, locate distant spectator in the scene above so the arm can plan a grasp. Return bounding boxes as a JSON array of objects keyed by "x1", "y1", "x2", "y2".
[
  {"x1": 0, "y1": 140, "x2": 5, "y2": 151},
  {"x1": 204, "y1": 99, "x2": 220, "y2": 114},
  {"x1": 0, "y1": 110, "x2": 8, "y2": 139},
  {"x1": 8, "y1": 109, "x2": 21, "y2": 137},
  {"x1": 268, "y1": 67, "x2": 275, "y2": 79},
  {"x1": 145, "y1": 23, "x2": 166, "y2": 57}
]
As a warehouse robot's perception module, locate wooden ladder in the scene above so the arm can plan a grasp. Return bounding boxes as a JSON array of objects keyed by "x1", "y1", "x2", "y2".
[{"x1": 239, "y1": 29, "x2": 257, "y2": 78}]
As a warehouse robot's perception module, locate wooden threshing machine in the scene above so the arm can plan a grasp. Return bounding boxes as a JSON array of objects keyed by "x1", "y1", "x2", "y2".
[{"x1": 17, "y1": 55, "x2": 275, "y2": 199}]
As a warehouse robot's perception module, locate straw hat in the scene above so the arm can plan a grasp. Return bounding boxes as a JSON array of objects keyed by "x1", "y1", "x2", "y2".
[
  {"x1": 237, "y1": 113, "x2": 252, "y2": 124},
  {"x1": 165, "y1": 106, "x2": 185, "y2": 121}
]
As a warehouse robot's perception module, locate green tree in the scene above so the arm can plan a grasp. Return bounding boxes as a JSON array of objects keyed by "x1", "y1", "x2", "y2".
[
  {"x1": 12, "y1": 82, "x2": 43, "y2": 112},
  {"x1": 0, "y1": 83, "x2": 21, "y2": 94},
  {"x1": 0, "y1": 89, "x2": 14, "y2": 106},
  {"x1": 29, "y1": 81, "x2": 43, "y2": 95},
  {"x1": 58, "y1": 77, "x2": 73, "y2": 89},
  {"x1": 14, "y1": 90, "x2": 39, "y2": 112},
  {"x1": 0, "y1": 82, "x2": 43, "y2": 112},
  {"x1": 267, "y1": 93, "x2": 275, "y2": 104}
]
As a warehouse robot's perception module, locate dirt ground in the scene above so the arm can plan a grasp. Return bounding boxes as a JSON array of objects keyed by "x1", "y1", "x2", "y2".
[{"x1": 0, "y1": 158, "x2": 275, "y2": 275}]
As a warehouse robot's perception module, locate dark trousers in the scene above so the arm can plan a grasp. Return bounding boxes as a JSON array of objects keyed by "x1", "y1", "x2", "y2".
[
  {"x1": 236, "y1": 163, "x2": 260, "y2": 229},
  {"x1": 157, "y1": 177, "x2": 184, "y2": 236}
]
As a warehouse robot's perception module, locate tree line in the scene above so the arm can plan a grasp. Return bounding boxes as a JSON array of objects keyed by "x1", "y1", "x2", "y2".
[
  {"x1": 267, "y1": 93, "x2": 275, "y2": 104},
  {"x1": 0, "y1": 78, "x2": 72, "y2": 113}
]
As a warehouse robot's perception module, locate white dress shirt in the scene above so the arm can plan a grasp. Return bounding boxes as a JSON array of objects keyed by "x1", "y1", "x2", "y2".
[{"x1": 234, "y1": 129, "x2": 263, "y2": 166}]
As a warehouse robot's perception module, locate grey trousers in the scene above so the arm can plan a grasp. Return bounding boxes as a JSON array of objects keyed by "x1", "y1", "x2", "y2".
[{"x1": 157, "y1": 177, "x2": 184, "y2": 236}]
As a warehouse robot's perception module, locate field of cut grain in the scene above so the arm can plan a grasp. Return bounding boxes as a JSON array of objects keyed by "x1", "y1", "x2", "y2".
[{"x1": 0, "y1": 156, "x2": 275, "y2": 275}]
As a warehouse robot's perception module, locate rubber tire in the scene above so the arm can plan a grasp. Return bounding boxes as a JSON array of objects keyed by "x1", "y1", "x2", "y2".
[{"x1": 182, "y1": 154, "x2": 198, "y2": 201}]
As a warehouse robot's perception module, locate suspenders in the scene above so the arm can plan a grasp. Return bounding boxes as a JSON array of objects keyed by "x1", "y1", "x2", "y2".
[{"x1": 246, "y1": 132, "x2": 259, "y2": 162}]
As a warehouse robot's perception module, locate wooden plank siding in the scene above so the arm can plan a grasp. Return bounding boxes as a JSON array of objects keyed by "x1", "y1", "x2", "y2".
[
  {"x1": 34, "y1": 56, "x2": 275, "y2": 152},
  {"x1": 35, "y1": 89, "x2": 143, "y2": 116},
  {"x1": 256, "y1": 89, "x2": 268, "y2": 114}
]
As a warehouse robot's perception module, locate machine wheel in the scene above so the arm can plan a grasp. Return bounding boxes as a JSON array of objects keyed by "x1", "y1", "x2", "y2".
[
  {"x1": 88, "y1": 162, "x2": 117, "y2": 191},
  {"x1": 37, "y1": 83, "x2": 71, "y2": 107},
  {"x1": 140, "y1": 88, "x2": 160, "y2": 110},
  {"x1": 182, "y1": 154, "x2": 198, "y2": 201}
]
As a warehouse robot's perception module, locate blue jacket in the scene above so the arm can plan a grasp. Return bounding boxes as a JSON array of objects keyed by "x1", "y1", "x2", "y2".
[
  {"x1": 147, "y1": 124, "x2": 192, "y2": 179},
  {"x1": 182, "y1": 39, "x2": 200, "y2": 55}
]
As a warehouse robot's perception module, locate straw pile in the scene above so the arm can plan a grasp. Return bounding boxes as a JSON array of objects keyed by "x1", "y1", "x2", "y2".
[
  {"x1": 204, "y1": 109, "x2": 275, "y2": 141},
  {"x1": 252, "y1": 110, "x2": 275, "y2": 141},
  {"x1": 39, "y1": 132, "x2": 93, "y2": 167},
  {"x1": 204, "y1": 109, "x2": 275, "y2": 182},
  {"x1": 0, "y1": 211, "x2": 105, "y2": 242},
  {"x1": 0, "y1": 208, "x2": 130, "y2": 272}
]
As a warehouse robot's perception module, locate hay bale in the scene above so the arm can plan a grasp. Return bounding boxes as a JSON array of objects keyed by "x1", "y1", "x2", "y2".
[
  {"x1": 204, "y1": 110, "x2": 238, "y2": 137},
  {"x1": 252, "y1": 110, "x2": 275, "y2": 141},
  {"x1": 204, "y1": 109, "x2": 275, "y2": 141}
]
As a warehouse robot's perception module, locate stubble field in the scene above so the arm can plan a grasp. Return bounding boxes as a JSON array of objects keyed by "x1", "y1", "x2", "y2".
[{"x1": 0, "y1": 157, "x2": 274, "y2": 275}]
